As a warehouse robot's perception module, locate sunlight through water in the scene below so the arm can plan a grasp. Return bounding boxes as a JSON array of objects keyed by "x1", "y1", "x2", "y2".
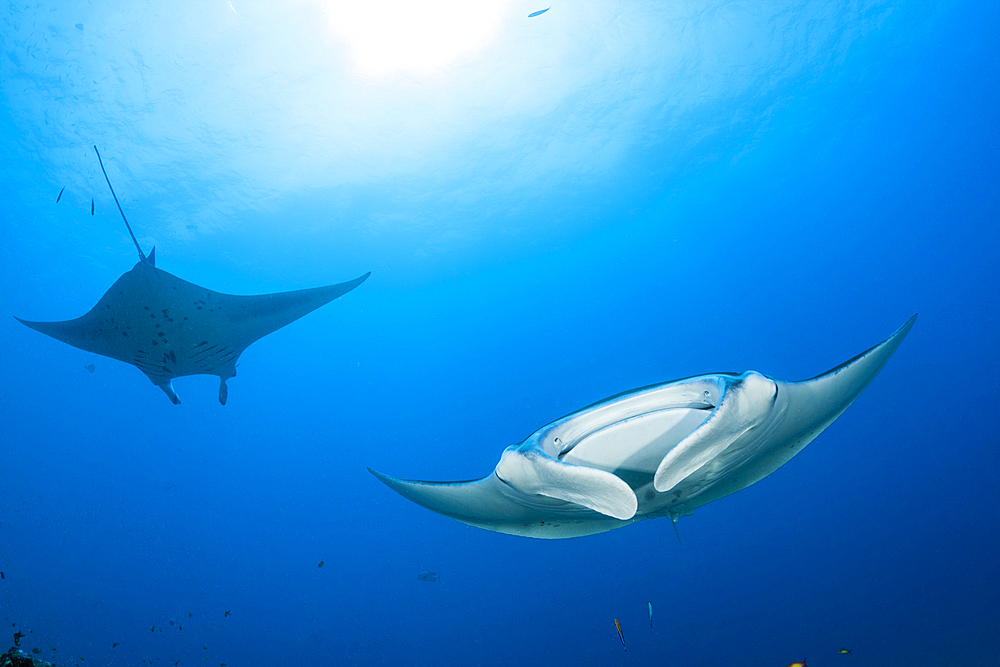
[{"x1": 318, "y1": 0, "x2": 513, "y2": 78}]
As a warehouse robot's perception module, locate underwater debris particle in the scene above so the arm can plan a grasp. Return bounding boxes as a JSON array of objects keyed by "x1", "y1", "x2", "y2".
[
  {"x1": 91, "y1": 199, "x2": 94, "y2": 215},
  {"x1": 56, "y1": 186, "x2": 65, "y2": 202},
  {"x1": 417, "y1": 571, "x2": 439, "y2": 582},
  {"x1": 75, "y1": 23, "x2": 83, "y2": 30},
  {"x1": 85, "y1": 364, "x2": 95, "y2": 373},
  {"x1": 528, "y1": 7, "x2": 550, "y2": 17}
]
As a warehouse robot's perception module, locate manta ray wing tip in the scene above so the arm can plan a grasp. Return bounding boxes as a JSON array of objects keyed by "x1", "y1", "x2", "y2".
[
  {"x1": 883, "y1": 313, "x2": 918, "y2": 344},
  {"x1": 367, "y1": 467, "x2": 394, "y2": 484}
]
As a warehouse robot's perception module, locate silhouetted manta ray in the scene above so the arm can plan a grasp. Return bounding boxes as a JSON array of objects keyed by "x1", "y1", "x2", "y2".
[
  {"x1": 370, "y1": 315, "x2": 916, "y2": 538},
  {"x1": 16, "y1": 147, "x2": 369, "y2": 405}
]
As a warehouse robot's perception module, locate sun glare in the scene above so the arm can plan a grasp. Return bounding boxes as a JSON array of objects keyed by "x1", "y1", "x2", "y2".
[{"x1": 320, "y1": 0, "x2": 511, "y2": 78}]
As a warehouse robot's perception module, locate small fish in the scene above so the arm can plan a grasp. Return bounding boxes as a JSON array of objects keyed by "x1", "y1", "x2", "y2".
[
  {"x1": 32, "y1": 648, "x2": 40, "y2": 654},
  {"x1": 417, "y1": 571, "x2": 440, "y2": 582},
  {"x1": 1, "y1": 571, "x2": 4, "y2": 579},
  {"x1": 169, "y1": 620, "x2": 174, "y2": 626},
  {"x1": 188, "y1": 612, "x2": 192, "y2": 617},
  {"x1": 151, "y1": 625, "x2": 155, "y2": 632},
  {"x1": 528, "y1": 7, "x2": 550, "y2": 17},
  {"x1": 14, "y1": 630, "x2": 24, "y2": 646},
  {"x1": 56, "y1": 187, "x2": 65, "y2": 202},
  {"x1": 614, "y1": 618, "x2": 626, "y2": 651},
  {"x1": 837, "y1": 648, "x2": 852, "y2": 654},
  {"x1": 85, "y1": 364, "x2": 95, "y2": 373},
  {"x1": 318, "y1": 561, "x2": 324, "y2": 568},
  {"x1": 788, "y1": 661, "x2": 808, "y2": 667},
  {"x1": 112, "y1": 642, "x2": 119, "y2": 648},
  {"x1": 91, "y1": 199, "x2": 94, "y2": 215},
  {"x1": 224, "y1": 610, "x2": 231, "y2": 617},
  {"x1": 75, "y1": 23, "x2": 83, "y2": 30},
  {"x1": 647, "y1": 601, "x2": 653, "y2": 628}
]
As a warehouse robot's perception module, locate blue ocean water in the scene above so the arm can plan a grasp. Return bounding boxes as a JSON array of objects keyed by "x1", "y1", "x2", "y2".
[{"x1": 1, "y1": 0, "x2": 997, "y2": 665}]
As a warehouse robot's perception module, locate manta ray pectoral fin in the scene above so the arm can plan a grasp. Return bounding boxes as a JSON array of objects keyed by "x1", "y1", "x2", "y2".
[
  {"x1": 367, "y1": 468, "x2": 529, "y2": 524},
  {"x1": 147, "y1": 246, "x2": 156, "y2": 267},
  {"x1": 14, "y1": 316, "x2": 84, "y2": 348},
  {"x1": 496, "y1": 446, "x2": 637, "y2": 520},
  {"x1": 232, "y1": 272, "x2": 372, "y2": 346},
  {"x1": 654, "y1": 371, "x2": 778, "y2": 493},
  {"x1": 159, "y1": 379, "x2": 180, "y2": 405},
  {"x1": 772, "y1": 313, "x2": 918, "y2": 446},
  {"x1": 368, "y1": 466, "x2": 629, "y2": 538}
]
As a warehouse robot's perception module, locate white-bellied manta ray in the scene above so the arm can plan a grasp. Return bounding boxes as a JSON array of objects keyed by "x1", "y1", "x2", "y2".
[
  {"x1": 15, "y1": 147, "x2": 369, "y2": 405},
  {"x1": 369, "y1": 315, "x2": 916, "y2": 538}
]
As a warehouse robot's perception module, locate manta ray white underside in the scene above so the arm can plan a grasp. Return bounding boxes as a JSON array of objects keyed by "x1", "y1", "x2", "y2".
[{"x1": 370, "y1": 315, "x2": 916, "y2": 539}]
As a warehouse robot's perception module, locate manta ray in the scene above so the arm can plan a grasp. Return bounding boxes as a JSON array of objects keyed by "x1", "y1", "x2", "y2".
[
  {"x1": 16, "y1": 147, "x2": 369, "y2": 405},
  {"x1": 370, "y1": 315, "x2": 916, "y2": 538}
]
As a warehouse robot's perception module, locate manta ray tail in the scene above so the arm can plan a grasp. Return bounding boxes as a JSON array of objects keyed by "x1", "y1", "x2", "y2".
[{"x1": 94, "y1": 145, "x2": 147, "y2": 264}]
